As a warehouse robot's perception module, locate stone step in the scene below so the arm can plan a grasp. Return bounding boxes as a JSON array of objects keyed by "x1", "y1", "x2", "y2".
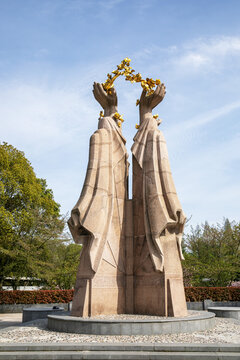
[
  {"x1": 0, "y1": 344, "x2": 239, "y2": 360},
  {"x1": 0, "y1": 350, "x2": 239, "y2": 360},
  {"x1": 1, "y1": 343, "x2": 240, "y2": 352}
]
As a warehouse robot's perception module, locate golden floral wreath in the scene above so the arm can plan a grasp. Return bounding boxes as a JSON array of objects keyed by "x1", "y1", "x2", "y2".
[{"x1": 99, "y1": 58, "x2": 161, "y2": 129}]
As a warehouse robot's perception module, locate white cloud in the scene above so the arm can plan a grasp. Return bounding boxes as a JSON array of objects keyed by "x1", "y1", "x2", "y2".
[
  {"x1": 0, "y1": 79, "x2": 100, "y2": 215},
  {"x1": 198, "y1": 36, "x2": 240, "y2": 56},
  {"x1": 180, "y1": 99, "x2": 240, "y2": 130},
  {"x1": 163, "y1": 98, "x2": 240, "y2": 159},
  {"x1": 0, "y1": 82, "x2": 97, "y2": 155},
  {"x1": 175, "y1": 36, "x2": 240, "y2": 71},
  {"x1": 178, "y1": 53, "x2": 210, "y2": 68}
]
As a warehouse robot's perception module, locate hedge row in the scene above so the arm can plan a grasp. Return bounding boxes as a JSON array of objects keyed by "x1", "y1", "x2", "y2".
[
  {"x1": 0, "y1": 290, "x2": 74, "y2": 304},
  {"x1": 185, "y1": 287, "x2": 240, "y2": 302},
  {"x1": 0, "y1": 287, "x2": 239, "y2": 304}
]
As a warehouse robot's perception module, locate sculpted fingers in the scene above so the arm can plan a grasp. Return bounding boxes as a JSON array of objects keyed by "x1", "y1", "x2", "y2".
[
  {"x1": 108, "y1": 87, "x2": 117, "y2": 106},
  {"x1": 110, "y1": 87, "x2": 117, "y2": 100},
  {"x1": 97, "y1": 83, "x2": 108, "y2": 100},
  {"x1": 160, "y1": 83, "x2": 166, "y2": 97},
  {"x1": 92, "y1": 82, "x2": 101, "y2": 103},
  {"x1": 155, "y1": 84, "x2": 161, "y2": 97},
  {"x1": 151, "y1": 85, "x2": 161, "y2": 108},
  {"x1": 93, "y1": 82, "x2": 108, "y2": 108},
  {"x1": 156, "y1": 83, "x2": 166, "y2": 101},
  {"x1": 156, "y1": 83, "x2": 165, "y2": 97},
  {"x1": 140, "y1": 89, "x2": 147, "y2": 103},
  {"x1": 150, "y1": 83, "x2": 166, "y2": 109}
]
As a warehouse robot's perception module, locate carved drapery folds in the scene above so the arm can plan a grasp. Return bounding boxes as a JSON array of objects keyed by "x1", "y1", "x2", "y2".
[
  {"x1": 68, "y1": 97, "x2": 187, "y2": 317},
  {"x1": 68, "y1": 117, "x2": 128, "y2": 275},
  {"x1": 132, "y1": 117, "x2": 186, "y2": 272}
]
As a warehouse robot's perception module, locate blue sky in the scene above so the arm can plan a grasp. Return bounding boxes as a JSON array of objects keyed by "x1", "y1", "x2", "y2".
[{"x1": 1, "y1": 0, "x2": 240, "y2": 230}]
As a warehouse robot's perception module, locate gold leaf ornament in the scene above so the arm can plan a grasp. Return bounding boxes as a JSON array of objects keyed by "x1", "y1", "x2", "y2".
[
  {"x1": 153, "y1": 113, "x2": 162, "y2": 125},
  {"x1": 113, "y1": 112, "x2": 124, "y2": 127},
  {"x1": 102, "y1": 58, "x2": 161, "y2": 97},
  {"x1": 101, "y1": 58, "x2": 162, "y2": 129}
]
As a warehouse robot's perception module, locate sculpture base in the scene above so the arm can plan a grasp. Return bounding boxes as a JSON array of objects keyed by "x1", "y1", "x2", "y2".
[
  {"x1": 208, "y1": 307, "x2": 240, "y2": 320},
  {"x1": 22, "y1": 307, "x2": 65, "y2": 323},
  {"x1": 47, "y1": 311, "x2": 215, "y2": 335}
]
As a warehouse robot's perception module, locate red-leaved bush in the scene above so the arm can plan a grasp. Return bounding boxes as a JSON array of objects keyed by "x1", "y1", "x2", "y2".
[
  {"x1": 0, "y1": 290, "x2": 74, "y2": 304},
  {"x1": 0, "y1": 287, "x2": 239, "y2": 305},
  {"x1": 185, "y1": 287, "x2": 240, "y2": 302}
]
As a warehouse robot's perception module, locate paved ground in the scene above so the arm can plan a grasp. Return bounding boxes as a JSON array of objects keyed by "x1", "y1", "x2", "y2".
[
  {"x1": 0, "y1": 313, "x2": 22, "y2": 330},
  {"x1": 0, "y1": 313, "x2": 239, "y2": 344}
]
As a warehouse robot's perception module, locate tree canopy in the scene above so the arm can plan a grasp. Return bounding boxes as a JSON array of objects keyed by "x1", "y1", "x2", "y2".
[
  {"x1": 0, "y1": 142, "x2": 80, "y2": 289},
  {"x1": 182, "y1": 219, "x2": 240, "y2": 287}
]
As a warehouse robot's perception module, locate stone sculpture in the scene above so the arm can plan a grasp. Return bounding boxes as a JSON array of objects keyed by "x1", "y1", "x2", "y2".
[
  {"x1": 68, "y1": 60, "x2": 187, "y2": 317},
  {"x1": 132, "y1": 85, "x2": 187, "y2": 317},
  {"x1": 68, "y1": 83, "x2": 128, "y2": 317}
]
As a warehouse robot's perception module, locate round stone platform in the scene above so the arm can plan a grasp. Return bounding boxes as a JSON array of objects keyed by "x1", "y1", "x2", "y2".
[
  {"x1": 208, "y1": 307, "x2": 240, "y2": 320},
  {"x1": 22, "y1": 307, "x2": 65, "y2": 323},
  {"x1": 48, "y1": 311, "x2": 215, "y2": 335}
]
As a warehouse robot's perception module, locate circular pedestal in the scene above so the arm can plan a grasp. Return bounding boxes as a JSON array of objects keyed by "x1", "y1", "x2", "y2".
[
  {"x1": 22, "y1": 307, "x2": 65, "y2": 323},
  {"x1": 48, "y1": 311, "x2": 215, "y2": 335},
  {"x1": 208, "y1": 307, "x2": 240, "y2": 320}
]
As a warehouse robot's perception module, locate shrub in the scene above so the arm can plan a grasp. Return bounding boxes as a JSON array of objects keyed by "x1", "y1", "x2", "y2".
[
  {"x1": 0, "y1": 290, "x2": 74, "y2": 304},
  {"x1": 0, "y1": 287, "x2": 239, "y2": 305},
  {"x1": 185, "y1": 286, "x2": 240, "y2": 302}
]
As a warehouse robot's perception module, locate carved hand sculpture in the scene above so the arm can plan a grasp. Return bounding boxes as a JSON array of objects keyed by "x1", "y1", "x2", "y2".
[
  {"x1": 93, "y1": 82, "x2": 118, "y2": 117},
  {"x1": 139, "y1": 83, "x2": 166, "y2": 124}
]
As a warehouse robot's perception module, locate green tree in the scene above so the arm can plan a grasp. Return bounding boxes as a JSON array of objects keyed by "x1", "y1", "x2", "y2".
[
  {"x1": 48, "y1": 242, "x2": 81, "y2": 289},
  {"x1": 182, "y1": 219, "x2": 240, "y2": 286},
  {"x1": 0, "y1": 142, "x2": 65, "y2": 289}
]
